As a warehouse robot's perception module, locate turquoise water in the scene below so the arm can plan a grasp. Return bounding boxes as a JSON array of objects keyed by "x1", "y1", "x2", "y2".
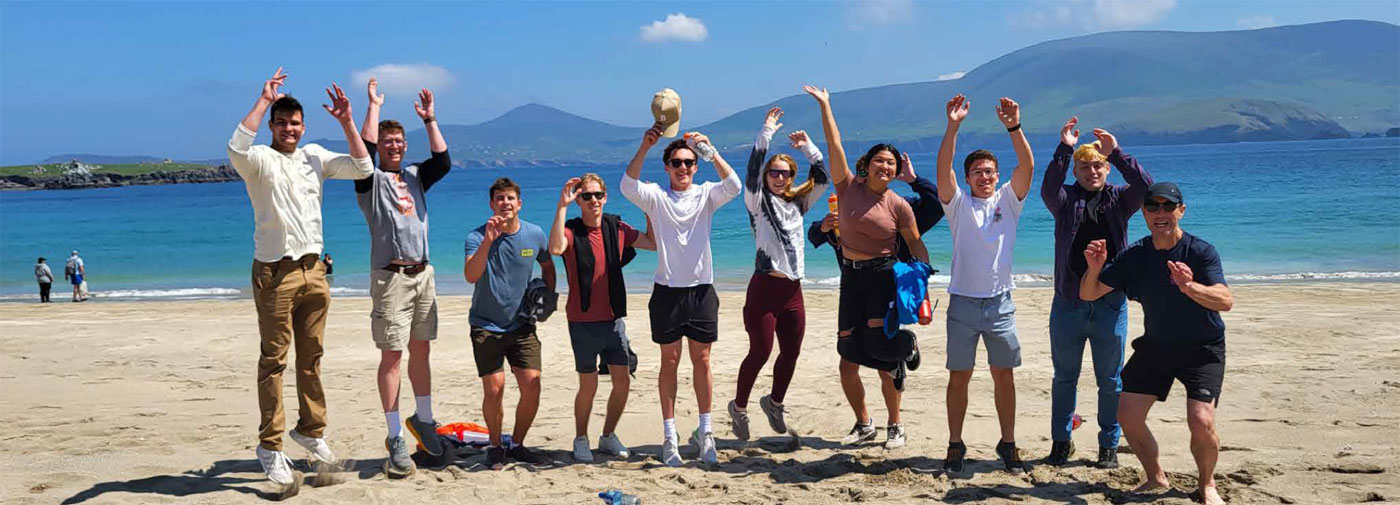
[{"x1": 2, "y1": 137, "x2": 1397, "y2": 300}]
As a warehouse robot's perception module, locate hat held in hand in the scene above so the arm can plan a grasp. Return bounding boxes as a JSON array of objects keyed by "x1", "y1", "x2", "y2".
[{"x1": 651, "y1": 88, "x2": 682, "y2": 138}]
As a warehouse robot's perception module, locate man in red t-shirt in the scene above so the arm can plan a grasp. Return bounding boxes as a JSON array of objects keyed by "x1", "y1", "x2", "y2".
[{"x1": 547, "y1": 173, "x2": 655, "y2": 463}]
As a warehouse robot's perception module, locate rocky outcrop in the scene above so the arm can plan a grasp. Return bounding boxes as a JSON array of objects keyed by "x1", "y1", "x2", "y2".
[{"x1": 1, "y1": 165, "x2": 240, "y2": 190}]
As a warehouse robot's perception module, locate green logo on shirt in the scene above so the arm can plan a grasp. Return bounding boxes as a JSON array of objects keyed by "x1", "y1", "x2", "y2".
[{"x1": 521, "y1": 249, "x2": 535, "y2": 257}]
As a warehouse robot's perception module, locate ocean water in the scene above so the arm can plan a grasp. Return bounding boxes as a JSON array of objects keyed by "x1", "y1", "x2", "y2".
[{"x1": 2, "y1": 137, "x2": 1397, "y2": 300}]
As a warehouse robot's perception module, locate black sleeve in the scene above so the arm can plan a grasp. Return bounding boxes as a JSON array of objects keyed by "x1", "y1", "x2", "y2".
[
  {"x1": 1098, "y1": 246, "x2": 1138, "y2": 299},
  {"x1": 908, "y1": 176, "x2": 945, "y2": 234},
  {"x1": 355, "y1": 140, "x2": 377, "y2": 193},
  {"x1": 808, "y1": 220, "x2": 831, "y2": 249},
  {"x1": 418, "y1": 150, "x2": 452, "y2": 192}
]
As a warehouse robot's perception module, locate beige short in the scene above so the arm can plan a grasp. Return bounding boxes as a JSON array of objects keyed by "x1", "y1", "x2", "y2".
[{"x1": 370, "y1": 264, "x2": 438, "y2": 350}]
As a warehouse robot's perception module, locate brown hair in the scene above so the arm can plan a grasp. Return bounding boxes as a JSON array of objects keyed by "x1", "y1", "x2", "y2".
[
  {"x1": 662, "y1": 139, "x2": 694, "y2": 163},
  {"x1": 489, "y1": 177, "x2": 521, "y2": 200},
  {"x1": 765, "y1": 154, "x2": 815, "y2": 202},
  {"x1": 378, "y1": 119, "x2": 405, "y2": 136},
  {"x1": 578, "y1": 172, "x2": 607, "y2": 193},
  {"x1": 963, "y1": 149, "x2": 998, "y2": 176}
]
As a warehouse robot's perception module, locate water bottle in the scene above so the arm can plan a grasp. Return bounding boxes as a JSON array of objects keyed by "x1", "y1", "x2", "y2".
[
  {"x1": 1071, "y1": 412, "x2": 1084, "y2": 430},
  {"x1": 683, "y1": 133, "x2": 717, "y2": 162},
  {"x1": 599, "y1": 489, "x2": 641, "y2": 505}
]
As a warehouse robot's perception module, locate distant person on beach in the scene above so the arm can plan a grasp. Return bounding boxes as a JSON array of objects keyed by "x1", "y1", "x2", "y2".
[
  {"x1": 1041, "y1": 117, "x2": 1155, "y2": 469},
  {"x1": 355, "y1": 77, "x2": 451, "y2": 477},
  {"x1": 65, "y1": 250, "x2": 86, "y2": 302},
  {"x1": 322, "y1": 254, "x2": 334, "y2": 276},
  {"x1": 227, "y1": 67, "x2": 373, "y2": 487},
  {"x1": 727, "y1": 107, "x2": 828, "y2": 443},
  {"x1": 805, "y1": 85, "x2": 930, "y2": 451},
  {"x1": 620, "y1": 119, "x2": 741, "y2": 466},
  {"x1": 936, "y1": 93, "x2": 1035, "y2": 474},
  {"x1": 463, "y1": 177, "x2": 556, "y2": 469},
  {"x1": 547, "y1": 173, "x2": 655, "y2": 463},
  {"x1": 35, "y1": 257, "x2": 53, "y2": 303},
  {"x1": 1079, "y1": 182, "x2": 1233, "y2": 505}
]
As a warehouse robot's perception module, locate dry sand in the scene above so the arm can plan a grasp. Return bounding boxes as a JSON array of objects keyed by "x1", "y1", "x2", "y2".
[{"x1": 1, "y1": 282, "x2": 1396, "y2": 504}]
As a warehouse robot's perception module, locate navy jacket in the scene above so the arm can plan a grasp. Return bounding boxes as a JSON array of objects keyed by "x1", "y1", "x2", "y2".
[{"x1": 1041, "y1": 143, "x2": 1153, "y2": 300}]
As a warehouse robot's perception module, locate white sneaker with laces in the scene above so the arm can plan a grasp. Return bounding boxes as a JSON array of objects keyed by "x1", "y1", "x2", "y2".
[
  {"x1": 660, "y1": 437, "x2": 684, "y2": 467},
  {"x1": 598, "y1": 433, "x2": 630, "y2": 458},
  {"x1": 689, "y1": 428, "x2": 718, "y2": 464},
  {"x1": 255, "y1": 445, "x2": 296, "y2": 485},
  {"x1": 288, "y1": 430, "x2": 337, "y2": 464},
  {"x1": 572, "y1": 435, "x2": 594, "y2": 462}
]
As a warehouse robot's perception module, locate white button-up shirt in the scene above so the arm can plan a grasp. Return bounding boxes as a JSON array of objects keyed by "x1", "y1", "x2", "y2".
[{"x1": 227, "y1": 124, "x2": 373, "y2": 262}]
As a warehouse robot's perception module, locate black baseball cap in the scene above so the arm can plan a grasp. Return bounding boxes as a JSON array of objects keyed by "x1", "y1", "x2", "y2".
[{"x1": 1145, "y1": 182, "x2": 1183, "y2": 204}]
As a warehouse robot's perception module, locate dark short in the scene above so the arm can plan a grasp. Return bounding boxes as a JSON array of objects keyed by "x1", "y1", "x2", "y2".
[
  {"x1": 568, "y1": 319, "x2": 631, "y2": 374},
  {"x1": 836, "y1": 258, "x2": 907, "y2": 370},
  {"x1": 648, "y1": 283, "x2": 719, "y2": 345},
  {"x1": 1121, "y1": 337, "x2": 1225, "y2": 405},
  {"x1": 469, "y1": 324, "x2": 542, "y2": 377}
]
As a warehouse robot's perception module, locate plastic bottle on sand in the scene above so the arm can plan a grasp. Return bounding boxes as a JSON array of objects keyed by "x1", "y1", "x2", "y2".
[{"x1": 599, "y1": 489, "x2": 641, "y2": 505}]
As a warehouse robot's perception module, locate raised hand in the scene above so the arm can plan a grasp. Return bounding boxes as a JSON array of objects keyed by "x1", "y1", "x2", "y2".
[
  {"x1": 322, "y1": 83, "x2": 353, "y2": 124},
  {"x1": 802, "y1": 85, "x2": 830, "y2": 105},
  {"x1": 897, "y1": 152, "x2": 916, "y2": 183},
  {"x1": 1168, "y1": 260, "x2": 1194, "y2": 288},
  {"x1": 1061, "y1": 116, "x2": 1080, "y2": 146},
  {"x1": 946, "y1": 94, "x2": 969, "y2": 124},
  {"x1": 641, "y1": 125, "x2": 663, "y2": 150},
  {"x1": 995, "y1": 97, "x2": 1021, "y2": 129},
  {"x1": 367, "y1": 77, "x2": 385, "y2": 107},
  {"x1": 1092, "y1": 128, "x2": 1118, "y2": 155},
  {"x1": 1084, "y1": 239, "x2": 1108, "y2": 269},
  {"x1": 788, "y1": 130, "x2": 809, "y2": 149},
  {"x1": 415, "y1": 88, "x2": 435, "y2": 120},
  {"x1": 685, "y1": 131, "x2": 711, "y2": 146},
  {"x1": 484, "y1": 216, "x2": 506, "y2": 243},
  {"x1": 558, "y1": 177, "x2": 582, "y2": 208},
  {"x1": 764, "y1": 107, "x2": 784, "y2": 131},
  {"x1": 262, "y1": 67, "x2": 287, "y2": 103}
]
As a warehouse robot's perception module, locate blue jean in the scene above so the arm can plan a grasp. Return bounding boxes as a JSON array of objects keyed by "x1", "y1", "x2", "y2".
[{"x1": 1049, "y1": 293, "x2": 1127, "y2": 449}]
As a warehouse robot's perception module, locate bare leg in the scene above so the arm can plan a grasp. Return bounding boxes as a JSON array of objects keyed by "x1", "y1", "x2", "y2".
[
  {"x1": 1119, "y1": 392, "x2": 1169, "y2": 492},
  {"x1": 878, "y1": 370, "x2": 902, "y2": 425},
  {"x1": 688, "y1": 340, "x2": 713, "y2": 415},
  {"x1": 839, "y1": 357, "x2": 869, "y2": 423},
  {"x1": 946, "y1": 370, "x2": 973, "y2": 443},
  {"x1": 481, "y1": 372, "x2": 506, "y2": 446},
  {"x1": 405, "y1": 340, "x2": 431, "y2": 397},
  {"x1": 602, "y1": 364, "x2": 630, "y2": 435},
  {"x1": 1187, "y1": 399, "x2": 1223, "y2": 505},
  {"x1": 658, "y1": 342, "x2": 682, "y2": 420},
  {"x1": 575, "y1": 372, "x2": 598, "y2": 437},
  {"x1": 989, "y1": 366, "x2": 1017, "y2": 443},
  {"x1": 511, "y1": 368, "x2": 541, "y2": 444},
  {"x1": 377, "y1": 350, "x2": 403, "y2": 413}
]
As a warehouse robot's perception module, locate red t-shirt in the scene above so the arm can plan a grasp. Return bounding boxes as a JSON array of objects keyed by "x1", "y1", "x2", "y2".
[{"x1": 561, "y1": 221, "x2": 640, "y2": 322}]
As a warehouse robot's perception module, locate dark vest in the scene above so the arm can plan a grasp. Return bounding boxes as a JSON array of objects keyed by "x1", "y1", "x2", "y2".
[{"x1": 564, "y1": 214, "x2": 635, "y2": 318}]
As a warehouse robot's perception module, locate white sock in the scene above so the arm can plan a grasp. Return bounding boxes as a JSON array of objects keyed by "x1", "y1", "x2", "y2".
[
  {"x1": 415, "y1": 396, "x2": 434, "y2": 423},
  {"x1": 385, "y1": 411, "x2": 402, "y2": 438},
  {"x1": 663, "y1": 418, "x2": 677, "y2": 441},
  {"x1": 698, "y1": 413, "x2": 712, "y2": 434}
]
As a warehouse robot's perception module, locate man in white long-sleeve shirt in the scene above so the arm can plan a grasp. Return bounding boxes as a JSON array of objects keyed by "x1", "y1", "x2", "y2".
[
  {"x1": 620, "y1": 125, "x2": 741, "y2": 466},
  {"x1": 226, "y1": 68, "x2": 373, "y2": 489}
]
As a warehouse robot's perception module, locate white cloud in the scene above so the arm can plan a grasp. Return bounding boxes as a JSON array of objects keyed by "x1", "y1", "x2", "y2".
[
  {"x1": 851, "y1": 0, "x2": 914, "y2": 26},
  {"x1": 1237, "y1": 15, "x2": 1277, "y2": 30},
  {"x1": 936, "y1": 71, "x2": 967, "y2": 81},
  {"x1": 640, "y1": 13, "x2": 708, "y2": 43},
  {"x1": 350, "y1": 64, "x2": 456, "y2": 96},
  {"x1": 1013, "y1": 0, "x2": 1176, "y2": 31},
  {"x1": 1092, "y1": 0, "x2": 1175, "y2": 29}
]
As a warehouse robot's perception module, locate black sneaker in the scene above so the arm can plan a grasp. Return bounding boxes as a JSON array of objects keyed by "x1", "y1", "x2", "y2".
[
  {"x1": 1096, "y1": 446, "x2": 1119, "y2": 469},
  {"x1": 903, "y1": 331, "x2": 921, "y2": 372},
  {"x1": 1045, "y1": 440, "x2": 1075, "y2": 466},
  {"x1": 487, "y1": 446, "x2": 506, "y2": 469},
  {"x1": 508, "y1": 444, "x2": 551, "y2": 466},
  {"x1": 892, "y1": 360, "x2": 907, "y2": 392},
  {"x1": 996, "y1": 441, "x2": 1027, "y2": 475},
  {"x1": 944, "y1": 441, "x2": 967, "y2": 473}
]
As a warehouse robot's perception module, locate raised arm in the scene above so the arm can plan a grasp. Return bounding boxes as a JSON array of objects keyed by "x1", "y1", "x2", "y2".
[
  {"x1": 995, "y1": 97, "x2": 1034, "y2": 201},
  {"x1": 1079, "y1": 239, "x2": 1116, "y2": 301},
  {"x1": 317, "y1": 83, "x2": 374, "y2": 179},
  {"x1": 464, "y1": 218, "x2": 502, "y2": 284},
  {"x1": 900, "y1": 153, "x2": 944, "y2": 234},
  {"x1": 803, "y1": 85, "x2": 851, "y2": 188},
  {"x1": 685, "y1": 132, "x2": 741, "y2": 205},
  {"x1": 548, "y1": 177, "x2": 581, "y2": 256},
  {"x1": 361, "y1": 77, "x2": 384, "y2": 143},
  {"x1": 936, "y1": 94, "x2": 969, "y2": 204},
  {"x1": 239, "y1": 67, "x2": 285, "y2": 134},
  {"x1": 746, "y1": 107, "x2": 782, "y2": 196},
  {"x1": 414, "y1": 88, "x2": 452, "y2": 190},
  {"x1": 1042, "y1": 116, "x2": 1078, "y2": 213},
  {"x1": 229, "y1": 68, "x2": 287, "y2": 177},
  {"x1": 1095, "y1": 129, "x2": 1154, "y2": 213},
  {"x1": 625, "y1": 126, "x2": 662, "y2": 182}
]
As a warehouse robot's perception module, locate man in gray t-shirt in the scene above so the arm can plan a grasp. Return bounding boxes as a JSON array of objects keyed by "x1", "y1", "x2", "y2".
[
  {"x1": 463, "y1": 177, "x2": 556, "y2": 469},
  {"x1": 354, "y1": 79, "x2": 452, "y2": 477}
]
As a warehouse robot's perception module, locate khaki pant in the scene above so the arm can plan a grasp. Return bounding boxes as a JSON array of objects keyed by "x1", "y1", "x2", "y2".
[{"x1": 252, "y1": 254, "x2": 330, "y2": 451}]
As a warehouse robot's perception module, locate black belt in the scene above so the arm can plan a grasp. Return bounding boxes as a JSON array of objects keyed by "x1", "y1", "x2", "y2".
[
  {"x1": 383, "y1": 261, "x2": 428, "y2": 275},
  {"x1": 839, "y1": 256, "x2": 895, "y2": 270}
]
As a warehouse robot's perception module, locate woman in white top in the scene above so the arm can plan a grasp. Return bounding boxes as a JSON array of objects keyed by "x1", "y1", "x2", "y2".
[{"x1": 727, "y1": 107, "x2": 828, "y2": 441}]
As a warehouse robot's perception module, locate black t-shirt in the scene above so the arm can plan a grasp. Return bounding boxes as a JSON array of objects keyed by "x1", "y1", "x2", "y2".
[
  {"x1": 1100, "y1": 232, "x2": 1227, "y2": 348},
  {"x1": 1070, "y1": 201, "x2": 1114, "y2": 279}
]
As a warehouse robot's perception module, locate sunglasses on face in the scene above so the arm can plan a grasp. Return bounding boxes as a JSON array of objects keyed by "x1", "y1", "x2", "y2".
[
  {"x1": 767, "y1": 170, "x2": 793, "y2": 179},
  {"x1": 668, "y1": 158, "x2": 697, "y2": 169},
  {"x1": 578, "y1": 191, "x2": 605, "y2": 201},
  {"x1": 1143, "y1": 202, "x2": 1180, "y2": 212}
]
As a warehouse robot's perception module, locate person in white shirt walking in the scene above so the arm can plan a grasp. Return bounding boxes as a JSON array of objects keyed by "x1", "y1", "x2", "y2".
[{"x1": 226, "y1": 67, "x2": 373, "y2": 489}]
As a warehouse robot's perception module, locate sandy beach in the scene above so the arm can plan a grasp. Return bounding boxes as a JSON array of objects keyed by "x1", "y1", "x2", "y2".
[{"x1": 1, "y1": 282, "x2": 1396, "y2": 504}]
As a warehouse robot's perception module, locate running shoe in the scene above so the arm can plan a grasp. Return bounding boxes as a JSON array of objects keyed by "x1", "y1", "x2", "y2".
[
  {"x1": 690, "y1": 428, "x2": 718, "y2": 464},
  {"x1": 885, "y1": 424, "x2": 907, "y2": 449},
  {"x1": 660, "y1": 437, "x2": 684, "y2": 467},
  {"x1": 598, "y1": 433, "x2": 630, "y2": 458},
  {"x1": 944, "y1": 441, "x2": 967, "y2": 473},
  {"x1": 384, "y1": 436, "x2": 415, "y2": 478},
  {"x1": 727, "y1": 400, "x2": 751, "y2": 441},
  {"x1": 255, "y1": 445, "x2": 296, "y2": 485},
  {"x1": 996, "y1": 440, "x2": 1028, "y2": 475},
  {"x1": 840, "y1": 421, "x2": 877, "y2": 446},
  {"x1": 405, "y1": 413, "x2": 444, "y2": 457},
  {"x1": 759, "y1": 395, "x2": 788, "y2": 434},
  {"x1": 288, "y1": 430, "x2": 337, "y2": 464},
  {"x1": 573, "y1": 435, "x2": 594, "y2": 462}
]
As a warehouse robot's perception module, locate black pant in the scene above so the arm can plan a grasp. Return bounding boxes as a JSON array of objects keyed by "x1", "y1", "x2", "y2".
[{"x1": 38, "y1": 282, "x2": 51, "y2": 302}]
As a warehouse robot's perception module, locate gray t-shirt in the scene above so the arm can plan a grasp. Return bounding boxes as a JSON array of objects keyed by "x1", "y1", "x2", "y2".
[
  {"x1": 464, "y1": 220, "x2": 550, "y2": 332},
  {"x1": 356, "y1": 144, "x2": 451, "y2": 268}
]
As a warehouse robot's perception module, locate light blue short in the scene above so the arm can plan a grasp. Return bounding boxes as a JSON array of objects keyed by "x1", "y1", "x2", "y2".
[{"x1": 946, "y1": 292, "x2": 1021, "y2": 370}]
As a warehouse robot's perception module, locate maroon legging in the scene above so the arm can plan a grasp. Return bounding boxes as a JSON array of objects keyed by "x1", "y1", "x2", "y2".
[{"x1": 735, "y1": 273, "x2": 806, "y2": 407}]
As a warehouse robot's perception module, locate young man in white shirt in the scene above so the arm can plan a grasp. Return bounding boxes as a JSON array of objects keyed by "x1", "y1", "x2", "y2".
[
  {"x1": 934, "y1": 94, "x2": 1035, "y2": 475},
  {"x1": 227, "y1": 68, "x2": 374, "y2": 488},
  {"x1": 620, "y1": 125, "x2": 742, "y2": 466}
]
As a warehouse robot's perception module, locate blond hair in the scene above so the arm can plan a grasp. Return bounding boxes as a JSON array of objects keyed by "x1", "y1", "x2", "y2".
[
  {"x1": 1073, "y1": 141, "x2": 1107, "y2": 164},
  {"x1": 578, "y1": 172, "x2": 607, "y2": 193},
  {"x1": 765, "y1": 154, "x2": 815, "y2": 202}
]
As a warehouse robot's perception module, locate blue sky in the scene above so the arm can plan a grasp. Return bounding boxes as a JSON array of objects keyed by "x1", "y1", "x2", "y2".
[{"x1": 1, "y1": 0, "x2": 1397, "y2": 164}]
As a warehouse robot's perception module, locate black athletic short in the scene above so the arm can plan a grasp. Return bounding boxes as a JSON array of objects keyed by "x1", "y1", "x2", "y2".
[
  {"x1": 836, "y1": 258, "x2": 896, "y2": 333},
  {"x1": 1121, "y1": 337, "x2": 1225, "y2": 405},
  {"x1": 648, "y1": 283, "x2": 719, "y2": 345}
]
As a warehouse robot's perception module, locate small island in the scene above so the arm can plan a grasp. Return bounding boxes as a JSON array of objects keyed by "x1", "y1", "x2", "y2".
[{"x1": 0, "y1": 159, "x2": 239, "y2": 190}]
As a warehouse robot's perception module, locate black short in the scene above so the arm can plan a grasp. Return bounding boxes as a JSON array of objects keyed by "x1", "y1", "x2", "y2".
[
  {"x1": 837, "y1": 259, "x2": 896, "y2": 333},
  {"x1": 648, "y1": 283, "x2": 719, "y2": 345},
  {"x1": 1121, "y1": 337, "x2": 1225, "y2": 404},
  {"x1": 567, "y1": 320, "x2": 631, "y2": 374},
  {"x1": 837, "y1": 328, "x2": 915, "y2": 372}
]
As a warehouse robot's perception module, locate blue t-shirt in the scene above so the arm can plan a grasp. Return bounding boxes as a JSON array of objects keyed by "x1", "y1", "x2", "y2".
[
  {"x1": 464, "y1": 220, "x2": 550, "y2": 332},
  {"x1": 1099, "y1": 232, "x2": 1227, "y2": 348}
]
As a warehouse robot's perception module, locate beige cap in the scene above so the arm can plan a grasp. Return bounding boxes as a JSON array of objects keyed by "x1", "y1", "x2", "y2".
[{"x1": 651, "y1": 88, "x2": 682, "y2": 138}]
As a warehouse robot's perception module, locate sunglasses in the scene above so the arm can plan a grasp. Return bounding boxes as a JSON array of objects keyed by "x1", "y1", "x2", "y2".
[
  {"x1": 668, "y1": 158, "x2": 697, "y2": 168},
  {"x1": 767, "y1": 170, "x2": 793, "y2": 179},
  {"x1": 578, "y1": 191, "x2": 605, "y2": 201},
  {"x1": 1143, "y1": 202, "x2": 1180, "y2": 212}
]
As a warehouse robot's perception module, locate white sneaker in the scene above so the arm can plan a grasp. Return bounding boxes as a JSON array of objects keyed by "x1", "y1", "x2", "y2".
[
  {"x1": 255, "y1": 445, "x2": 296, "y2": 485},
  {"x1": 660, "y1": 437, "x2": 684, "y2": 467},
  {"x1": 598, "y1": 433, "x2": 630, "y2": 458},
  {"x1": 288, "y1": 430, "x2": 337, "y2": 464},
  {"x1": 573, "y1": 435, "x2": 594, "y2": 462},
  {"x1": 689, "y1": 428, "x2": 718, "y2": 464}
]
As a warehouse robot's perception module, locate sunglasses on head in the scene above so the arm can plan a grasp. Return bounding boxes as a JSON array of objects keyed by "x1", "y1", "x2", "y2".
[
  {"x1": 668, "y1": 158, "x2": 697, "y2": 168},
  {"x1": 578, "y1": 191, "x2": 605, "y2": 201},
  {"x1": 1144, "y1": 201, "x2": 1180, "y2": 212},
  {"x1": 767, "y1": 170, "x2": 792, "y2": 179}
]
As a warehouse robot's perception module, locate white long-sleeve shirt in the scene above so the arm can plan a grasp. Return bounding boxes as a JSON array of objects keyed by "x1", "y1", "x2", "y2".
[
  {"x1": 227, "y1": 124, "x2": 373, "y2": 262},
  {"x1": 743, "y1": 124, "x2": 828, "y2": 280},
  {"x1": 620, "y1": 171, "x2": 742, "y2": 287}
]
